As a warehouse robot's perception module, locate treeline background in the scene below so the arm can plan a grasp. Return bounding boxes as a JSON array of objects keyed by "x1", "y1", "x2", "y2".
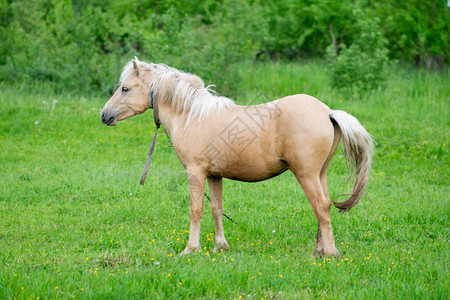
[{"x1": 0, "y1": 0, "x2": 448, "y2": 95}]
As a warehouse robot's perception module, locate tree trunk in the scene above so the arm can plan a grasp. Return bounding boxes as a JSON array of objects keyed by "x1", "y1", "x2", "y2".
[
  {"x1": 426, "y1": 55, "x2": 432, "y2": 70},
  {"x1": 329, "y1": 22, "x2": 337, "y2": 53},
  {"x1": 415, "y1": 55, "x2": 421, "y2": 69}
]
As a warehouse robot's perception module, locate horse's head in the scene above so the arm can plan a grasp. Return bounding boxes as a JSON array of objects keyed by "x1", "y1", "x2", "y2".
[{"x1": 101, "y1": 58, "x2": 151, "y2": 126}]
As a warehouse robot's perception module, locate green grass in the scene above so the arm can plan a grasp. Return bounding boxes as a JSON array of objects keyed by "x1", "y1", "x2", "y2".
[{"x1": 0, "y1": 61, "x2": 449, "y2": 299}]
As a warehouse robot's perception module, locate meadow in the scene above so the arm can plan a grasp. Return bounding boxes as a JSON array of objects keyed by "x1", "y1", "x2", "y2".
[{"x1": 0, "y1": 61, "x2": 448, "y2": 299}]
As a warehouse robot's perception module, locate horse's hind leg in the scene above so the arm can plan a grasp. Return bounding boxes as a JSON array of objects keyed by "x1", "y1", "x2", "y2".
[
  {"x1": 293, "y1": 172, "x2": 340, "y2": 258},
  {"x1": 320, "y1": 122, "x2": 341, "y2": 202},
  {"x1": 207, "y1": 177, "x2": 230, "y2": 252},
  {"x1": 304, "y1": 121, "x2": 341, "y2": 258},
  {"x1": 181, "y1": 168, "x2": 207, "y2": 255}
]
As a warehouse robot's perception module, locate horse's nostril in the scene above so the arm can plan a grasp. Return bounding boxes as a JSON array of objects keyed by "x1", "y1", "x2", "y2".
[{"x1": 101, "y1": 111, "x2": 116, "y2": 126}]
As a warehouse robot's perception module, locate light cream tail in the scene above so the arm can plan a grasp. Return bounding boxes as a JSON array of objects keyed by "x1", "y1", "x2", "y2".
[{"x1": 330, "y1": 110, "x2": 374, "y2": 212}]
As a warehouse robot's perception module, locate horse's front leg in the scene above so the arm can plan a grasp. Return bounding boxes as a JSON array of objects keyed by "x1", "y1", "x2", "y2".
[
  {"x1": 207, "y1": 177, "x2": 230, "y2": 252},
  {"x1": 181, "y1": 169, "x2": 206, "y2": 255}
]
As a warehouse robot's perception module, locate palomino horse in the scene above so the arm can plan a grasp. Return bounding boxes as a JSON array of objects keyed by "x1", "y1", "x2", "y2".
[{"x1": 101, "y1": 58, "x2": 374, "y2": 258}]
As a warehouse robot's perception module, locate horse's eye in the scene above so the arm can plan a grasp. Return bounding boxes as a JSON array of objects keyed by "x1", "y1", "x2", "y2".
[{"x1": 122, "y1": 87, "x2": 129, "y2": 92}]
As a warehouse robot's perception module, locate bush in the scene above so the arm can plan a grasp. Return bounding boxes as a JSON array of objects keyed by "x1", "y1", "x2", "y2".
[
  {"x1": 0, "y1": 1, "x2": 447, "y2": 96},
  {"x1": 0, "y1": 0, "x2": 266, "y2": 97},
  {"x1": 139, "y1": 1, "x2": 267, "y2": 97},
  {"x1": 326, "y1": 10, "x2": 389, "y2": 92}
]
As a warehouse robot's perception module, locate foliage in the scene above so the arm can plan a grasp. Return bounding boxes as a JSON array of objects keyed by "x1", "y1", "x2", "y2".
[
  {"x1": 262, "y1": 0, "x2": 356, "y2": 59},
  {"x1": 0, "y1": 0, "x2": 266, "y2": 96},
  {"x1": 0, "y1": 61, "x2": 449, "y2": 298},
  {"x1": 375, "y1": 0, "x2": 450, "y2": 69},
  {"x1": 326, "y1": 10, "x2": 389, "y2": 92},
  {"x1": 145, "y1": 0, "x2": 268, "y2": 96},
  {"x1": 0, "y1": 0, "x2": 448, "y2": 93}
]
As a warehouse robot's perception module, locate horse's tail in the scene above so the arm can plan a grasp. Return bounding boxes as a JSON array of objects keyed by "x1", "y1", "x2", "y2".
[{"x1": 330, "y1": 110, "x2": 374, "y2": 212}]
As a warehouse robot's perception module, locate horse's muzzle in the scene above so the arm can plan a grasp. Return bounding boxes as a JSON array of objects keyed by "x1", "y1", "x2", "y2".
[{"x1": 101, "y1": 111, "x2": 116, "y2": 126}]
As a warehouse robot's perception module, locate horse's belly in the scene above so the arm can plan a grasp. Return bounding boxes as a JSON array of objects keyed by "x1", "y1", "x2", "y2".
[{"x1": 210, "y1": 156, "x2": 289, "y2": 182}]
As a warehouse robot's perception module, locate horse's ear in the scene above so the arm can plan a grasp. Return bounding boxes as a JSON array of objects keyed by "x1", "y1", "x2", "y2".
[{"x1": 132, "y1": 59, "x2": 140, "y2": 76}]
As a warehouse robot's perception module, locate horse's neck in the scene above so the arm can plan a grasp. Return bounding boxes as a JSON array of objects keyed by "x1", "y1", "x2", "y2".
[
  {"x1": 156, "y1": 94, "x2": 235, "y2": 138},
  {"x1": 156, "y1": 102, "x2": 187, "y2": 138}
]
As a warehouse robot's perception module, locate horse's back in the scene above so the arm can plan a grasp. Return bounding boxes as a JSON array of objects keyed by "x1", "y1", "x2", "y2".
[{"x1": 275, "y1": 94, "x2": 332, "y2": 120}]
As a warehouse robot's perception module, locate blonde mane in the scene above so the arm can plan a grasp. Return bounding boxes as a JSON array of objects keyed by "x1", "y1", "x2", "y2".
[{"x1": 120, "y1": 60, "x2": 235, "y2": 127}]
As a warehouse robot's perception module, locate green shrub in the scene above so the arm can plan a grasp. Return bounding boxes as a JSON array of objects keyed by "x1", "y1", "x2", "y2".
[
  {"x1": 0, "y1": 0, "x2": 266, "y2": 97},
  {"x1": 142, "y1": 0, "x2": 267, "y2": 97},
  {"x1": 326, "y1": 10, "x2": 389, "y2": 93},
  {"x1": 0, "y1": 1, "x2": 447, "y2": 96}
]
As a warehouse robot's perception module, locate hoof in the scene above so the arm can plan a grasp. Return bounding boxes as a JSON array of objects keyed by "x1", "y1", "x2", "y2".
[
  {"x1": 313, "y1": 247, "x2": 341, "y2": 259},
  {"x1": 213, "y1": 242, "x2": 230, "y2": 253},
  {"x1": 180, "y1": 245, "x2": 201, "y2": 255}
]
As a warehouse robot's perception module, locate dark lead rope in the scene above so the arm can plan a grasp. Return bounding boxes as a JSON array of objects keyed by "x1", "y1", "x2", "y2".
[
  {"x1": 204, "y1": 193, "x2": 238, "y2": 224},
  {"x1": 140, "y1": 91, "x2": 160, "y2": 186},
  {"x1": 139, "y1": 125, "x2": 159, "y2": 185},
  {"x1": 163, "y1": 127, "x2": 173, "y2": 147}
]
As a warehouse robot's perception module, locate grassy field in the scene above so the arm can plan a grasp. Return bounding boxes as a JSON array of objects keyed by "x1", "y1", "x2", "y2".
[{"x1": 0, "y1": 61, "x2": 448, "y2": 299}]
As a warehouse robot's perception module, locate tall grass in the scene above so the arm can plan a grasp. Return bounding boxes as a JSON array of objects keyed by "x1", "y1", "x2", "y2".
[{"x1": 0, "y1": 61, "x2": 448, "y2": 299}]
